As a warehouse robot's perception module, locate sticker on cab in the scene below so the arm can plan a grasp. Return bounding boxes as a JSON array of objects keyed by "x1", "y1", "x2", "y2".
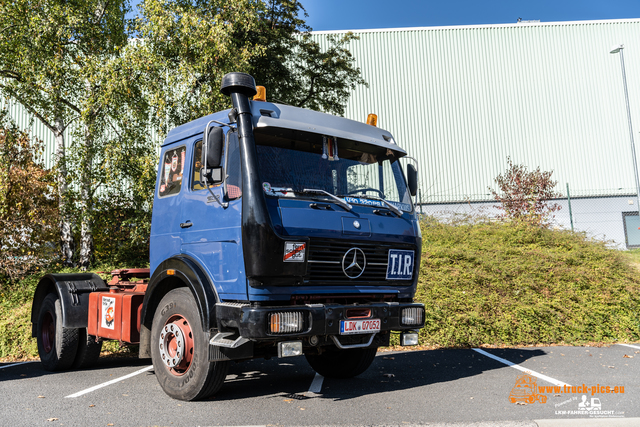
[
  {"x1": 101, "y1": 296, "x2": 116, "y2": 329},
  {"x1": 386, "y1": 249, "x2": 414, "y2": 280},
  {"x1": 283, "y1": 242, "x2": 306, "y2": 262}
]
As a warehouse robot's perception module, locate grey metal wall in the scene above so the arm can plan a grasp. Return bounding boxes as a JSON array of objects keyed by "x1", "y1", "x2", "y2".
[{"x1": 311, "y1": 19, "x2": 640, "y2": 203}]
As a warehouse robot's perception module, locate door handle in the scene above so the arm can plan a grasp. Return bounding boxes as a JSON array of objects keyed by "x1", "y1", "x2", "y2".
[{"x1": 180, "y1": 221, "x2": 193, "y2": 229}]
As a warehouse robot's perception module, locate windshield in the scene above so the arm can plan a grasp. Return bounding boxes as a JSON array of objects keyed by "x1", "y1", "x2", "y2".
[{"x1": 255, "y1": 128, "x2": 412, "y2": 212}]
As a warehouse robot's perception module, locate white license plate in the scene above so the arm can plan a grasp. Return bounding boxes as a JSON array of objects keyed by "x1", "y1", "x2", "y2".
[{"x1": 339, "y1": 319, "x2": 381, "y2": 335}]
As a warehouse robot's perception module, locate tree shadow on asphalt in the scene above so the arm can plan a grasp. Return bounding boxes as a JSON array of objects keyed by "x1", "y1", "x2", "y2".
[{"x1": 208, "y1": 347, "x2": 547, "y2": 402}]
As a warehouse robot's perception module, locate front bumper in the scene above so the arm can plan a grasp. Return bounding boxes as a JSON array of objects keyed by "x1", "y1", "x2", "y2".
[{"x1": 215, "y1": 301, "x2": 425, "y2": 340}]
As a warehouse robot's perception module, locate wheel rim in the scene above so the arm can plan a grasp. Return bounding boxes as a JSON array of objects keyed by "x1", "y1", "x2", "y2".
[
  {"x1": 158, "y1": 314, "x2": 194, "y2": 376},
  {"x1": 41, "y1": 311, "x2": 55, "y2": 354}
]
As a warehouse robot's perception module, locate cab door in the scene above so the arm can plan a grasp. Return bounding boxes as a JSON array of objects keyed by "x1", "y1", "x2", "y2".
[
  {"x1": 150, "y1": 144, "x2": 187, "y2": 273},
  {"x1": 179, "y1": 129, "x2": 246, "y2": 301}
]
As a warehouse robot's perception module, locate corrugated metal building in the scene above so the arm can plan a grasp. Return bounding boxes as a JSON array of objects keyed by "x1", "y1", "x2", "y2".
[{"x1": 312, "y1": 19, "x2": 640, "y2": 204}]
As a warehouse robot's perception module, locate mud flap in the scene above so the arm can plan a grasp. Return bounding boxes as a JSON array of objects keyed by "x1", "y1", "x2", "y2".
[{"x1": 32, "y1": 273, "x2": 109, "y2": 333}]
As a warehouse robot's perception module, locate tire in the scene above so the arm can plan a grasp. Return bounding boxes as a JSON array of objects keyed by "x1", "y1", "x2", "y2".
[
  {"x1": 36, "y1": 293, "x2": 79, "y2": 371},
  {"x1": 73, "y1": 328, "x2": 103, "y2": 369},
  {"x1": 305, "y1": 346, "x2": 378, "y2": 379},
  {"x1": 150, "y1": 288, "x2": 229, "y2": 401}
]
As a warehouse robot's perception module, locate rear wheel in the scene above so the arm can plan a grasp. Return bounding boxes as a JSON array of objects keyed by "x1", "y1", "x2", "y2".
[
  {"x1": 36, "y1": 293, "x2": 79, "y2": 371},
  {"x1": 151, "y1": 288, "x2": 229, "y2": 401},
  {"x1": 73, "y1": 328, "x2": 103, "y2": 369},
  {"x1": 305, "y1": 346, "x2": 378, "y2": 378}
]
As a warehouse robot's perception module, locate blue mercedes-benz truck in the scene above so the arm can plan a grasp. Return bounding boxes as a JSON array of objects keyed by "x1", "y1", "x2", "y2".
[{"x1": 31, "y1": 72, "x2": 425, "y2": 401}]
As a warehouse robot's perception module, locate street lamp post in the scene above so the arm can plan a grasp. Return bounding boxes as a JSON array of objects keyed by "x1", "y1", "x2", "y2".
[{"x1": 610, "y1": 44, "x2": 640, "y2": 213}]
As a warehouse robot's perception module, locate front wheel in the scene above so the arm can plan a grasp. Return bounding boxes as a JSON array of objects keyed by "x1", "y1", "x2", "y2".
[
  {"x1": 36, "y1": 293, "x2": 79, "y2": 371},
  {"x1": 305, "y1": 347, "x2": 378, "y2": 378},
  {"x1": 151, "y1": 288, "x2": 229, "y2": 401}
]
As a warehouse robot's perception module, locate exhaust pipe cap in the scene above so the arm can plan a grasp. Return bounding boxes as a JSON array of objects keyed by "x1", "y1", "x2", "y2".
[{"x1": 221, "y1": 72, "x2": 257, "y2": 97}]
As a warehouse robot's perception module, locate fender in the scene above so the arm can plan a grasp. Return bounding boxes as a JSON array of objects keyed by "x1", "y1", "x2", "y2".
[
  {"x1": 138, "y1": 255, "x2": 219, "y2": 358},
  {"x1": 30, "y1": 273, "x2": 108, "y2": 336}
]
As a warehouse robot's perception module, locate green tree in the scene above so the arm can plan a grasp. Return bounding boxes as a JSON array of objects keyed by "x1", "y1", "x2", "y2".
[
  {"x1": 0, "y1": 0, "x2": 156, "y2": 268},
  {"x1": 70, "y1": 35, "x2": 157, "y2": 268},
  {"x1": 248, "y1": 0, "x2": 367, "y2": 116},
  {"x1": 0, "y1": 0, "x2": 135, "y2": 267},
  {"x1": 135, "y1": 0, "x2": 264, "y2": 132},
  {"x1": 135, "y1": 0, "x2": 368, "y2": 133},
  {"x1": 71, "y1": 45, "x2": 158, "y2": 267},
  {"x1": 0, "y1": 0, "x2": 84, "y2": 263}
]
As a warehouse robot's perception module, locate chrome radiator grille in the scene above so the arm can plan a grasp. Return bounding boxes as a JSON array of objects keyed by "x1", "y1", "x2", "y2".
[{"x1": 305, "y1": 239, "x2": 415, "y2": 285}]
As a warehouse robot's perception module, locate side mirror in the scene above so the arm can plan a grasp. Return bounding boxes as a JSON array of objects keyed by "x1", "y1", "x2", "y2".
[
  {"x1": 407, "y1": 164, "x2": 418, "y2": 197},
  {"x1": 201, "y1": 125, "x2": 224, "y2": 185}
]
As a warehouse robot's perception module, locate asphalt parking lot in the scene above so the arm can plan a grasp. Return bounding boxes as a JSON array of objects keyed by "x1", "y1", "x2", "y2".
[{"x1": 1, "y1": 343, "x2": 639, "y2": 426}]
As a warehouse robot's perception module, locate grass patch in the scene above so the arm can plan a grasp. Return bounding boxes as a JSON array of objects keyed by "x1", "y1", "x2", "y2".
[
  {"x1": 3, "y1": 221, "x2": 640, "y2": 361},
  {"x1": 622, "y1": 249, "x2": 640, "y2": 273},
  {"x1": 0, "y1": 274, "x2": 40, "y2": 360},
  {"x1": 403, "y1": 217, "x2": 640, "y2": 347}
]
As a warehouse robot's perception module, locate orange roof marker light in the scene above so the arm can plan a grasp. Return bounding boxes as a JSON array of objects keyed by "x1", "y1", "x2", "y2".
[
  {"x1": 253, "y1": 86, "x2": 266, "y2": 102},
  {"x1": 366, "y1": 113, "x2": 378, "y2": 127}
]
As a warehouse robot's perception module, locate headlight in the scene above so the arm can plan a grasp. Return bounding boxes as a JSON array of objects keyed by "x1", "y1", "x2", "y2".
[
  {"x1": 401, "y1": 332, "x2": 419, "y2": 346},
  {"x1": 401, "y1": 307, "x2": 424, "y2": 326}
]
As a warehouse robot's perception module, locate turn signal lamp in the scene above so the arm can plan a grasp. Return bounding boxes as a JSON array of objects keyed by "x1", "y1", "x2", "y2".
[
  {"x1": 269, "y1": 312, "x2": 304, "y2": 334},
  {"x1": 366, "y1": 113, "x2": 378, "y2": 127},
  {"x1": 253, "y1": 86, "x2": 266, "y2": 101}
]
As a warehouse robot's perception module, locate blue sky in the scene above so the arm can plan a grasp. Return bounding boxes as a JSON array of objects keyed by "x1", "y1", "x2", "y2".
[{"x1": 300, "y1": 0, "x2": 640, "y2": 31}]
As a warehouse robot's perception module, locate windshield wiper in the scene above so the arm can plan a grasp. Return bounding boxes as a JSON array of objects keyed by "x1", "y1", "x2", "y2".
[
  {"x1": 302, "y1": 188, "x2": 352, "y2": 212},
  {"x1": 347, "y1": 194, "x2": 403, "y2": 217}
]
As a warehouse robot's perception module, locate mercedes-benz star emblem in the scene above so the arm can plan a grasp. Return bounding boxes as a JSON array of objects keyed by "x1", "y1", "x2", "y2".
[{"x1": 342, "y1": 247, "x2": 366, "y2": 279}]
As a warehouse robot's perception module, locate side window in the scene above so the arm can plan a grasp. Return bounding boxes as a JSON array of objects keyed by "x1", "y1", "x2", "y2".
[
  {"x1": 159, "y1": 146, "x2": 186, "y2": 198},
  {"x1": 225, "y1": 131, "x2": 242, "y2": 200},
  {"x1": 191, "y1": 140, "x2": 209, "y2": 191},
  {"x1": 191, "y1": 134, "x2": 242, "y2": 199}
]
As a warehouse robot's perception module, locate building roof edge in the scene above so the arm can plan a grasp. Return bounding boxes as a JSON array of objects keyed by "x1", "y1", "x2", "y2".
[{"x1": 309, "y1": 18, "x2": 640, "y2": 35}]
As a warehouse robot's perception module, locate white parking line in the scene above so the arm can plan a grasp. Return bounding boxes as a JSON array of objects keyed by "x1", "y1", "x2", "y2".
[
  {"x1": 0, "y1": 361, "x2": 34, "y2": 370},
  {"x1": 619, "y1": 343, "x2": 640, "y2": 350},
  {"x1": 65, "y1": 365, "x2": 153, "y2": 398},
  {"x1": 307, "y1": 373, "x2": 324, "y2": 394},
  {"x1": 473, "y1": 348, "x2": 571, "y2": 387}
]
